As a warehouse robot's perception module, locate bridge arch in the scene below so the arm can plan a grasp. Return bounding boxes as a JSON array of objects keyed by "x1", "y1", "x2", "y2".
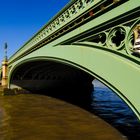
[
  {"x1": 8, "y1": 44, "x2": 140, "y2": 119},
  {"x1": 9, "y1": 58, "x2": 94, "y2": 92}
]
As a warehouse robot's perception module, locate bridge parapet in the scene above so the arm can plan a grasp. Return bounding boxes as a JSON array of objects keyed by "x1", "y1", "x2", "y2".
[
  {"x1": 9, "y1": 0, "x2": 96, "y2": 62},
  {"x1": 9, "y1": 0, "x2": 139, "y2": 64}
]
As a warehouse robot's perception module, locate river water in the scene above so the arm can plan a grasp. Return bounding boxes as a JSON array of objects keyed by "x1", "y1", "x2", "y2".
[
  {"x1": 0, "y1": 80, "x2": 140, "y2": 140},
  {"x1": 91, "y1": 80, "x2": 140, "y2": 140}
]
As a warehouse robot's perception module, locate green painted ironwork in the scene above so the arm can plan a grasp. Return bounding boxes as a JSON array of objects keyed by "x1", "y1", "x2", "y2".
[
  {"x1": 1, "y1": 0, "x2": 140, "y2": 120},
  {"x1": 8, "y1": 0, "x2": 133, "y2": 64},
  {"x1": 8, "y1": 44, "x2": 140, "y2": 120}
]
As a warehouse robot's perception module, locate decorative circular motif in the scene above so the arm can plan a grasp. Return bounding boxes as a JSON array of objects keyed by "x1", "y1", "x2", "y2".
[
  {"x1": 98, "y1": 32, "x2": 107, "y2": 46},
  {"x1": 125, "y1": 18, "x2": 140, "y2": 55},
  {"x1": 107, "y1": 26, "x2": 128, "y2": 50},
  {"x1": 90, "y1": 32, "x2": 107, "y2": 46}
]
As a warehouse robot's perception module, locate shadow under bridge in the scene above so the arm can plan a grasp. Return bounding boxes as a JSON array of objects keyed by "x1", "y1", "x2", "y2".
[{"x1": 10, "y1": 60, "x2": 94, "y2": 107}]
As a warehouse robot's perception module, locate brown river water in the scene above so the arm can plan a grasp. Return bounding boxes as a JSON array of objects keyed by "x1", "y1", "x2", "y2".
[{"x1": 0, "y1": 94, "x2": 126, "y2": 140}]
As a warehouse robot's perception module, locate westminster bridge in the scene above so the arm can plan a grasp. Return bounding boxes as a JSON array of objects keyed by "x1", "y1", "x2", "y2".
[{"x1": 0, "y1": 0, "x2": 140, "y2": 120}]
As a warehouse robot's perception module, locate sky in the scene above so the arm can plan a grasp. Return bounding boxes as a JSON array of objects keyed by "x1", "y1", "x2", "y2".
[{"x1": 0, "y1": 0, "x2": 70, "y2": 63}]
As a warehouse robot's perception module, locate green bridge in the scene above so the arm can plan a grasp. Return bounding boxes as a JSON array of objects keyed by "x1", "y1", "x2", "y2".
[{"x1": 0, "y1": 0, "x2": 140, "y2": 120}]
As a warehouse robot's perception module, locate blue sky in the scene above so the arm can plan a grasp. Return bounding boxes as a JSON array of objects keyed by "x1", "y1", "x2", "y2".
[{"x1": 0, "y1": 0, "x2": 70, "y2": 63}]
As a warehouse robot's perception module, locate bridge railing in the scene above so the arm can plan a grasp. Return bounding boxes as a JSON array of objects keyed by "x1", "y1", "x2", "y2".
[
  {"x1": 9, "y1": 0, "x2": 101, "y2": 63},
  {"x1": 8, "y1": 0, "x2": 140, "y2": 64}
]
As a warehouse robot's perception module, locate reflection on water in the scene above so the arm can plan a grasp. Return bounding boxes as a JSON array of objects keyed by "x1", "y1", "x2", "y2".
[
  {"x1": 92, "y1": 80, "x2": 140, "y2": 140},
  {"x1": 0, "y1": 94, "x2": 125, "y2": 140}
]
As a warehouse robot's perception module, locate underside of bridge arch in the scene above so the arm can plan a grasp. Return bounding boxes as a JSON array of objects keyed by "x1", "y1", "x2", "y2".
[{"x1": 10, "y1": 60, "x2": 94, "y2": 106}]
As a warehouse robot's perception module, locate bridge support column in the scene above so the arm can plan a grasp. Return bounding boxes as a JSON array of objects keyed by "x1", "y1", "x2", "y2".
[{"x1": 1, "y1": 59, "x2": 8, "y2": 88}]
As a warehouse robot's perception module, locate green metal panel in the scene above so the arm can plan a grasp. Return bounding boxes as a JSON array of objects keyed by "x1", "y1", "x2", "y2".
[
  {"x1": 8, "y1": 0, "x2": 140, "y2": 64},
  {"x1": 8, "y1": 44, "x2": 140, "y2": 120}
]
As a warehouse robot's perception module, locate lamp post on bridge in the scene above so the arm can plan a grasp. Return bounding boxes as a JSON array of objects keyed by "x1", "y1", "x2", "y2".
[{"x1": 1, "y1": 43, "x2": 8, "y2": 87}]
